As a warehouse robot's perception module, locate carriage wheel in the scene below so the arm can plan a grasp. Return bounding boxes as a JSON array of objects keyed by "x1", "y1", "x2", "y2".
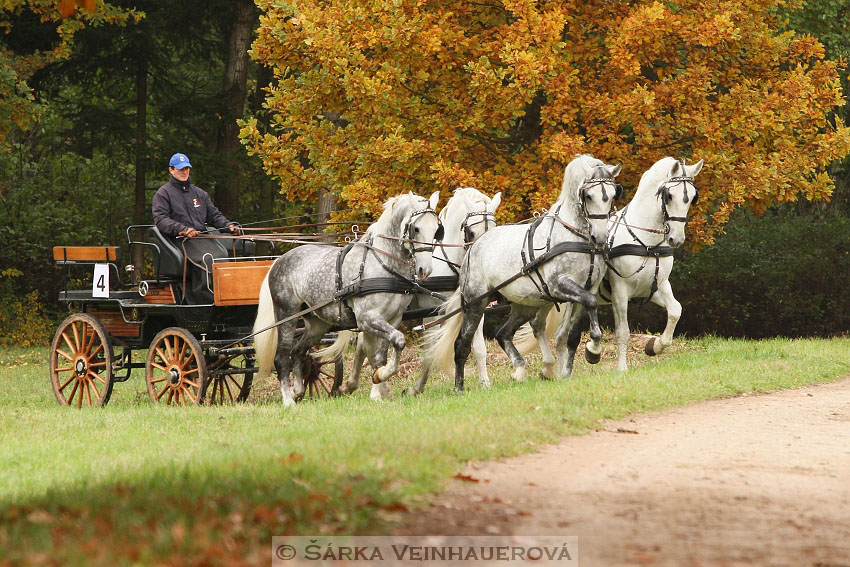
[
  {"x1": 49, "y1": 313, "x2": 115, "y2": 407},
  {"x1": 204, "y1": 352, "x2": 254, "y2": 404},
  {"x1": 145, "y1": 328, "x2": 207, "y2": 405},
  {"x1": 302, "y1": 349, "x2": 344, "y2": 399}
]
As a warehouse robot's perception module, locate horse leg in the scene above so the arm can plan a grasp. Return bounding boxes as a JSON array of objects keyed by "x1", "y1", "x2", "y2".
[
  {"x1": 646, "y1": 279, "x2": 681, "y2": 357},
  {"x1": 609, "y1": 279, "x2": 632, "y2": 371},
  {"x1": 408, "y1": 349, "x2": 434, "y2": 396},
  {"x1": 369, "y1": 341, "x2": 395, "y2": 400},
  {"x1": 274, "y1": 320, "x2": 298, "y2": 408},
  {"x1": 358, "y1": 314, "x2": 405, "y2": 384},
  {"x1": 530, "y1": 305, "x2": 556, "y2": 379},
  {"x1": 557, "y1": 305, "x2": 588, "y2": 378},
  {"x1": 471, "y1": 317, "x2": 491, "y2": 388},
  {"x1": 453, "y1": 302, "x2": 486, "y2": 392},
  {"x1": 493, "y1": 304, "x2": 537, "y2": 383},
  {"x1": 553, "y1": 275, "x2": 603, "y2": 369},
  {"x1": 290, "y1": 318, "x2": 332, "y2": 401},
  {"x1": 339, "y1": 331, "x2": 367, "y2": 394}
]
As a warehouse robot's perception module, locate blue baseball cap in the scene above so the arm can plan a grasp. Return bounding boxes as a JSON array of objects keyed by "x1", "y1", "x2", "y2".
[{"x1": 169, "y1": 153, "x2": 192, "y2": 169}]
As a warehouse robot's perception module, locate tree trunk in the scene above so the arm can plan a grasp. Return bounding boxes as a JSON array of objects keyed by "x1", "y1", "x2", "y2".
[
  {"x1": 215, "y1": 0, "x2": 255, "y2": 219},
  {"x1": 317, "y1": 187, "x2": 336, "y2": 242},
  {"x1": 132, "y1": 56, "x2": 148, "y2": 277}
]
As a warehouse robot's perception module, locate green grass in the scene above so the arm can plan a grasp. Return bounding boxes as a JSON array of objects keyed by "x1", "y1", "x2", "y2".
[{"x1": 1, "y1": 336, "x2": 848, "y2": 566}]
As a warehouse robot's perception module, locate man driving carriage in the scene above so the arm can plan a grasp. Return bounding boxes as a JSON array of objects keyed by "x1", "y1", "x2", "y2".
[{"x1": 152, "y1": 152, "x2": 241, "y2": 304}]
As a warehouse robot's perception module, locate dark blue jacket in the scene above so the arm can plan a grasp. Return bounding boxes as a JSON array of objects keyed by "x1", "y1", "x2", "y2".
[{"x1": 152, "y1": 177, "x2": 232, "y2": 237}]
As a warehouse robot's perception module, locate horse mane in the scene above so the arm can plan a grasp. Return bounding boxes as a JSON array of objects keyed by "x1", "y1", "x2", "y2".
[
  {"x1": 556, "y1": 154, "x2": 604, "y2": 206},
  {"x1": 635, "y1": 156, "x2": 677, "y2": 199},
  {"x1": 364, "y1": 192, "x2": 424, "y2": 240},
  {"x1": 439, "y1": 187, "x2": 490, "y2": 221}
]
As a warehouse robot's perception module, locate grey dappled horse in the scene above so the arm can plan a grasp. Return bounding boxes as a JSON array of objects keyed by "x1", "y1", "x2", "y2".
[
  {"x1": 253, "y1": 192, "x2": 441, "y2": 407},
  {"x1": 425, "y1": 155, "x2": 622, "y2": 390},
  {"x1": 515, "y1": 157, "x2": 704, "y2": 372},
  {"x1": 340, "y1": 188, "x2": 502, "y2": 400}
]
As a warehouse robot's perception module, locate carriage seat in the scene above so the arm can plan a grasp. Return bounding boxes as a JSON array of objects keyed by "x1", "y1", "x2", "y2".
[
  {"x1": 213, "y1": 227, "x2": 255, "y2": 257},
  {"x1": 147, "y1": 226, "x2": 184, "y2": 279}
]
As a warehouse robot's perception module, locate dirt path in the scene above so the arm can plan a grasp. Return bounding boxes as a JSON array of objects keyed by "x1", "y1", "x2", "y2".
[{"x1": 395, "y1": 377, "x2": 850, "y2": 566}]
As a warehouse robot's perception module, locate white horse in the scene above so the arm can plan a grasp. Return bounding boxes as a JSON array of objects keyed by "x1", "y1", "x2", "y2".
[
  {"x1": 515, "y1": 157, "x2": 703, "y2": 372},
  {"x1": 252, "y1": 192, "x2": 441, "y2": 407},
  {"x1": 425, "y1": 155, "x2": 622, "y2": 389},
  {"x1": 335, "y1": 188, "x2": 502, "y2": 400}
]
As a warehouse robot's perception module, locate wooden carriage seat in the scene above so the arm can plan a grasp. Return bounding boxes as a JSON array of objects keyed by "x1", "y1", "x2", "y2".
[{"x1": 147, "y1": 226, "x2": 184, "y2": 279}]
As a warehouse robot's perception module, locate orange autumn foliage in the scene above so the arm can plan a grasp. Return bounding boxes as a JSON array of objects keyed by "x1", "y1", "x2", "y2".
[{"x1": 241, "y1": 0, "x2": 850, "y2": 245}]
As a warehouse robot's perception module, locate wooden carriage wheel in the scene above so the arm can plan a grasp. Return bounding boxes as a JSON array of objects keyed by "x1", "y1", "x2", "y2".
[
  {"x1": 145, "y1": 328, "x2": 207, "y2": 405},
  {"x1": 49, "y1": 313, "x2": 115, "y2": 407},
  {"x1": 204, "y1": 351, "x2": 254, "y2": 404},
  {"x1": 301, "y1": 349, "x2": 344, "y2": 399}
]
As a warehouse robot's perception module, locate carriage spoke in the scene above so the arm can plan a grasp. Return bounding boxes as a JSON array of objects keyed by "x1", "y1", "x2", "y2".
[
  {"x1": 178, "y1": 339, "x2": 188, "y2": 364},
  {"x1": 84, "y1": 324, "x2": 96, "y2": 352},
  {"x1": 164, "y1": 337, "x2": 174, "y2": 361},
  {"x1": 55, "y1": 365, "x2": 74, "y2": 373},
  {"x1": 67, "y1": 379, "x2": 79, "y2": 404},
  {"x1": 156, "y1": 383, "x2": 169, "y2": 400},
  {"x1": 316, "y1": 375, "x2": 332, "y2": 394},
  {"x1": 183, "y1": 387, "x2": 197, "y2": 404},
  {"x1": 77, "y1": 381, "x2": 84, "y2": 408},
  {"x1": 56, "y1": 348, "x2": 74, "y2": 362},
  {"x1": 183, "y1": 367, "x2": 200, "y2": 376},
  {"x1": 71, "y1": 322, "x2": 81, "y2": 352},
  {"x1": 222, "y1": 378, "x2": 235, "y2": 401},
  {"x1": 90, "y1": 343, "x2": 104, "y2": 359},
  {"x1": 88, "y1": 376, "x2": 101, "y2": 399},
  {"x1": 88, "y1": 360, "x2": 107, "y2": 368},
  {"x1": 61, "y1": 332, "x2": 76, "y2": 356},
  {"x1": 58, "y1": 374, "x2": 75, "y2": 393},
  {"x1": 84, "y1": 380, "x2": 93, "y2": 406},
  {"x1": 92, "y1": 371, "x2": 108, "y2": 385},
  {"x1": 150, "y1": 376, "x2": 168, "y2": 384},
  {"x1": 151, "y1": 362, "x2": 169, "y2": 372},
  {"x1": 182, "y1": 378, "x2": 200, "y2": 389},
  {"x1": 154, "y1": 347, "x2": 169, "y2": 366}
]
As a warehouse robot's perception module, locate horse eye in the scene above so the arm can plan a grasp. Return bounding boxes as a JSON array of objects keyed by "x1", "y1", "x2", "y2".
[{"x1": 413, "y1": 226, "x2": 420, "y2": 234}]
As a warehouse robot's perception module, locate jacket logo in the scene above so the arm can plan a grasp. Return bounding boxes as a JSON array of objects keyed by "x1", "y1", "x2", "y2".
[{"x1": 193, "y1": 198, "x2": 200, "y2": 208}]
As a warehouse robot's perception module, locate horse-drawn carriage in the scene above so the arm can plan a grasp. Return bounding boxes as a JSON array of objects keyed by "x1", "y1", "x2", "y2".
[
  {"x1": 49, "y1": 155, "x2": 703, "y2": 408},
  {"x1": 48, "y1": 225, "x2": 343, "y2": 407}
]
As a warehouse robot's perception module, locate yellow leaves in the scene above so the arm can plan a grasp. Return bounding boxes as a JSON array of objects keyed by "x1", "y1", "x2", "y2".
[{"x1": 242, "y1": 0, "x2": 850, "y2": 246}]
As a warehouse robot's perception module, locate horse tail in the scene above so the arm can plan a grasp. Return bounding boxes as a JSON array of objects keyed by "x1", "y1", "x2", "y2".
[
  {"x1": 253, "y1": 273, "x2": 277, "y2": 381},
  {"x1": 423, "y1": 289, "x2": 464, "y2": 374},
  {"x1": 312, "y1": 330, "x2": 354, "y2": 363},
  {"x1": 514, "y1": 306, "x2": 567, "y2": 355}
]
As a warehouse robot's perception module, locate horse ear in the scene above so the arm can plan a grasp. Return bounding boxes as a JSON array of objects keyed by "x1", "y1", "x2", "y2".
[
  {"x1": 690, "y1": 159, "x2": 704, "y2": 177},
  {"x1": 610, "y1": 164, "x2": 622, "y2": 177},
  {"x1": 670, "y1": 159, "x2": 681, "y2": 177},
  {"x1": 490, "y1": 191, "x2": 502, "y2": 212},
  {"x1": 428, "y1": 191, "x2": 440, "y2": 210}
]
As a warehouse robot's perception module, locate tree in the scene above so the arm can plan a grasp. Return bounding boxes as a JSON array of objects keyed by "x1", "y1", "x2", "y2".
[
  {"x1": 241, "y1": 0, "x2": 850, "y2": 245},
  {"x1": 0, "y1": 0, "x2": 135, "y2": 148}
]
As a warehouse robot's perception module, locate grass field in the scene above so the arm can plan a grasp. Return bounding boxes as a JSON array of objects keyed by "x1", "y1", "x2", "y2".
[{"x1": 1, "y1": 335, "x2": 848, "y2": 566}]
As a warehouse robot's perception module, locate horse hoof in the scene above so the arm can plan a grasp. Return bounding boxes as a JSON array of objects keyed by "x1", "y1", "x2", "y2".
[
  {"x1": 539, "y1": 372, "x2": 553, "y2": 381},
  {"x1": 645, "y1": 337, "x2": 658, "y2": 356},
  {"x1": 371, "y1": 370, "x2": 382, "y2": 385},
  {"x1": 585, "y1": 346, "x2": 601, "y2": 364}
]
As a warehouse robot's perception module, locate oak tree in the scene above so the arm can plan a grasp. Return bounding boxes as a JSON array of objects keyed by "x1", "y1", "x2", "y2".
[{"x1": 241, "y1": 0, "x2": 850, "y2": 244}]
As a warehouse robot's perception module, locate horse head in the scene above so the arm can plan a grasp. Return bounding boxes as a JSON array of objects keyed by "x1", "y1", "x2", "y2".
[
  {"x1": 399, "y1": 191, "x2": 442, "y2": 280},
  {"x1": 560, "y1": 154, "x2": 622, "y2": 246},
  {"x1": 650, "y1": 158, "x2": 704, "y2": 248}
]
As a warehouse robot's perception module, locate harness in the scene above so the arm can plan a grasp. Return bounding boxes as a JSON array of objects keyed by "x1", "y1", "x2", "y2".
[
  {"x1": 604, "y1": 162, "x2": 696, "y2": 302},
  {"x1": 333, "y1": 206, "x2": 446, "y2": 322},
  {"x1": 434, "y1": 209, "x2": 496, "y2": 275}
]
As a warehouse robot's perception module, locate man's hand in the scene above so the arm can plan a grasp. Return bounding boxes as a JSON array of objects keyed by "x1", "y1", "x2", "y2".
[
  {"x1": 179, "y1": 228, "x2": 199, "y2": 238},
  {"x1": 227, "y1": 224, "x2": 241, "y2": 235}
]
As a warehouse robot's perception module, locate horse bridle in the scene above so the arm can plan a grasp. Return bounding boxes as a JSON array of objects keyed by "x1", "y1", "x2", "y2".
[
  {"x1": 578, "y1": 177, "x2": 624, "y2": 223},
  {"x1": 654, "y1": 159, "x2": 698, "y2": 233},
  {"x1": 403, "y1": 206, "x2": 443, "y2": 254},
  {"x1": 460, "y1": 210, "x2": 496, "y2": 246}
]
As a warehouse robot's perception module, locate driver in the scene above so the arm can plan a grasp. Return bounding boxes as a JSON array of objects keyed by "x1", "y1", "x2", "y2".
[{"x1": 152, "y1": 152, "x2": 240, "y2": 303}]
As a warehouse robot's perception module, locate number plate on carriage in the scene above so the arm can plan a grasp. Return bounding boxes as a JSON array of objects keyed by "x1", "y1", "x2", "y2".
[{"x1": 92, "y1": 263, "x2": 109, "y2": 298}]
